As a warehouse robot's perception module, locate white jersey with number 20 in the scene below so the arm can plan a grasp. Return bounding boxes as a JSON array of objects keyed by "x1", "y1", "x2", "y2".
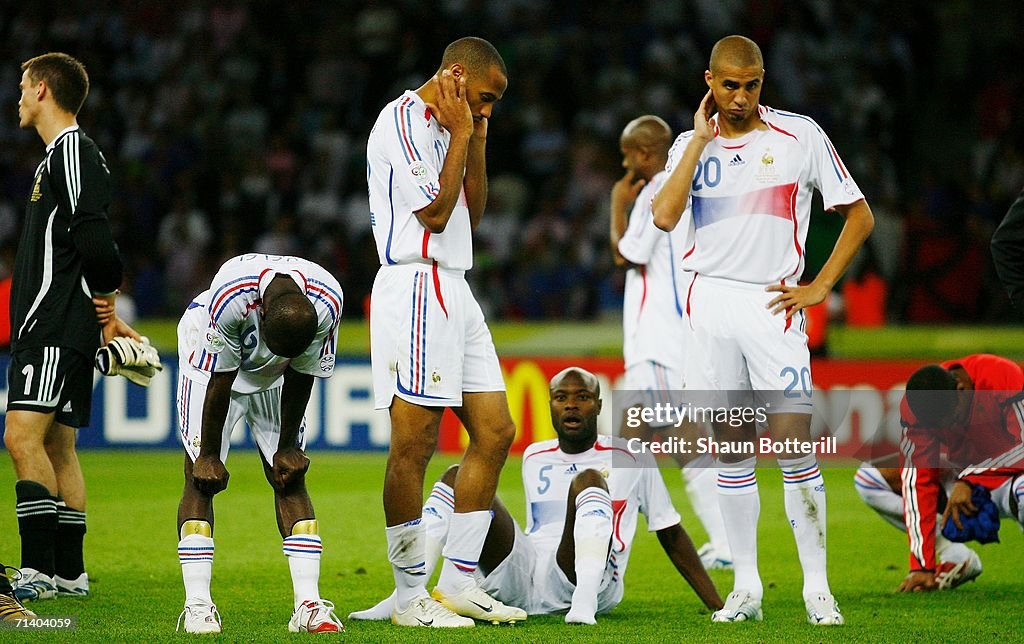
[{"x1": 665, "y1": 105, "x2": 864, "y2": 285}]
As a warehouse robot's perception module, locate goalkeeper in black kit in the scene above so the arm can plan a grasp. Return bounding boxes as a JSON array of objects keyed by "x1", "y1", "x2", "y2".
[{"x1": 4, "y1": 52, "x2": 150, "y2": 602}]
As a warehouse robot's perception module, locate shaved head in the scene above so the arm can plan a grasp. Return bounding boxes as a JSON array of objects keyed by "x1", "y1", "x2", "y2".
[
  {"x1": 620, "y1": 115, "x2": 672, "y2": 155},
  {"x1": 440, "y1": 36, "x2": 507, "y2": 79},
  {"x1": 550, "y1": 367, "x2": 601, "y2": 397},
  {"x1": 709, "y1": 35, "x2": 763, "y2": 73}
]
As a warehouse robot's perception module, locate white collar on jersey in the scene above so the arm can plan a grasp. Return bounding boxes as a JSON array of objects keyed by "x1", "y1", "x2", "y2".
[
  {"x1": 45, "y1": 124, "x2": 81, "y2": 152},
  {"x1": 257, "y1": 269, "x2": 307, "y2": 300}
]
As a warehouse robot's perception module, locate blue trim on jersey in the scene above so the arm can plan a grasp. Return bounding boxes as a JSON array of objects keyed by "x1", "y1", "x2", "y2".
[
  {"x1": 667, "y1": 233, "x2": 683, "y2": 317},
  {"x1": 770, "y1": 108, "x2": 844, "y2": 182},
  {"x1": 210, "y1": 276, "x2": 259, "y2": 323},
  {"x1": 392, "y1": 103, "x2": 412, "y2": 164},
  {"x1": 307, "y1": 278, "x2": 344, "y2": 322},
  {"x1": 403, "y1": 102, "x2": 424, "y2": 161},
  {"x1": 385, "y1": 166, "x2": 397, "y2": 265}
]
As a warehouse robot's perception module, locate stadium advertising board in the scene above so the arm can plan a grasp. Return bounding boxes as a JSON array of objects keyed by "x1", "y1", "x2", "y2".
[{"x1": 0, "y1": 355, "x2": 922, "y2": 457}]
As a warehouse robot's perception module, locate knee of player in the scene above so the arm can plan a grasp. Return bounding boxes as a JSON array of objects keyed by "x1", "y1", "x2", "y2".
[
  {"x1": 855, "y1": 463, "x2": 898, "y2": 501},
  {"x1": 481, "y1": 418, "x2": 516, "y2": 453},
  {"x1": 440, "y1": 464, "x2": 460, "y2": 487},
  {"x1": 571, "y1": 469, "x2": 609, "y2": 495},
  {"x1": 3, "y1": 426, "x2": 37, "y2": 460}
]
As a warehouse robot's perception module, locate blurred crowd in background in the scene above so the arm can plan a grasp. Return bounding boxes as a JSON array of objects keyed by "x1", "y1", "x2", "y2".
[{"x1": 0, "y1": 1, "x2": 1021, "y2": 324}]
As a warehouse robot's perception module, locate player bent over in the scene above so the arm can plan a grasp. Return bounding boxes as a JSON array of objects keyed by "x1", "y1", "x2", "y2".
[
  {"x1": 351, "y1": 368, "x2": 723, "y2": 624},
  {"x1": 174, "y1": 254, "x2": 344, "y2": 634},
  {"x1": 857, "y1": 355, "x2": 1024, "y2": 591}
]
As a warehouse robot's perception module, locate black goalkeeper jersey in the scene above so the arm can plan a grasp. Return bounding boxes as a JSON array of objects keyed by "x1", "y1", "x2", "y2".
[{"x1": 10, "y1": 126, "x2": 121, "y2": 358}]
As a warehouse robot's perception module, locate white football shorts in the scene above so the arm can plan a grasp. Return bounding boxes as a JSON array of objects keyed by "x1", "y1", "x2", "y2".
[
  {"x1": 175, "y1": 370, "x2": 306, "y2": 464},
  {"x1": 623, "y1": 360, "x2": 685, "y2": 427},
  {"x1": 370, "y1": 263, "x2": 505, "y2": 409},
  {"x1": 682, "y1": 272, "x2": 812, "y2": 413},
  {"x1": 478, "y1": 521, "x2": 622, "y2": 616},
  {"x1": 176, "y1": 315, "x2": 305, "y2": 463}
]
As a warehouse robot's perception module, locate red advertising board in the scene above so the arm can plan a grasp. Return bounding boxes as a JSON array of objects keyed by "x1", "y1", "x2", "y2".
[{"x1": 437, "y1": 357, "x2": 929, "y2": 458}]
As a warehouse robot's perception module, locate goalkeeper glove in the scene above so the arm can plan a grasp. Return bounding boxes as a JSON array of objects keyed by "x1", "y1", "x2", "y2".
[{"x1": 95, "y1": 336, "x2": 163, "y2": 387}]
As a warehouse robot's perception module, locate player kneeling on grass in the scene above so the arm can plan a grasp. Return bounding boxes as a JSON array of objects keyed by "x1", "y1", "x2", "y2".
[
  {"x1": 350, "y1": 367, "x2": 723, "y2": 625},
  {"x1": 857, "y1": 355, "x2": 1023, "y2": 592},
  {"x1": 174, "y1": 254, "x2": 344, "y2": 634}
]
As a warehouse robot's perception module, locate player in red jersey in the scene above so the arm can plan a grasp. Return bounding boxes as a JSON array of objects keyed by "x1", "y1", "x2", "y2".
[{"x1": 895, "y1": 355, "x2": 1023, "y2": 591}]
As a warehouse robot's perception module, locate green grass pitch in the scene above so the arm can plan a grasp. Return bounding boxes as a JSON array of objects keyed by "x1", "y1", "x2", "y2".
[{"x1": 1, "y1": 451, "x2": 1021, "y2": 642}]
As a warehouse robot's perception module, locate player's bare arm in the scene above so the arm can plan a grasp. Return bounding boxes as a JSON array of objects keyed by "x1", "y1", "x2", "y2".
[
  {"x1": 273, "y1": 367, "x2": 313, "y2": 490},
  {"x1": 416, "y1": 70, "x2": 473, "y2": 233},
  {"x1": 940, "y1": 480, "x2": 978, "y2": 531},
  {"x1": 766, "y1": 198, "x2": 875, "y2": 319},
  {"x1": 610, "y1": 168, "x2": 644, "y2": 267},
  {"x1": 655, "y1": 523, "x2": 725, "y2": 610},
  {"x1": 92, "y1": 292, "x2": 143, "y2": 344},
  {"x1": 192, "y1": 369, "x2": 238, "y2": 496},
  {"x1": 652, "y1": 90, "x2": 715, "y2": 231}
]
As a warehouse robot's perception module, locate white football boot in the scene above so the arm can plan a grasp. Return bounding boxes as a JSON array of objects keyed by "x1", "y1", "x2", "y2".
[
  {"x1": 431, "y1": 585, "x2": 527, "y2": 624},
  {"x1": 391, "y1": 596, "x2": 474, "y2": 628},
  {"x1": 936, "y1": 550, "x2": 983, "y2": 590},
  {"x1": 11, "y1": 568, "x2": 56, "y2": 602},
  {"x1": 698, "y1": 543, "x2": 734, "y2": 571},
  {"x1": 805, "y1": 592, "x2": 844, "y2": 625},
  {"x1": 711, "y1": 590, "x2": 763, "y2": 623},
  {"x1": 55, "y1": 572, "x2": 90, "y2": 597},
  {"x1": 177, "y1": 602, "x2": 222, "y2": 634},
  {"x1": 289, "y1": 599, "x2": 344, "y2": 633}
]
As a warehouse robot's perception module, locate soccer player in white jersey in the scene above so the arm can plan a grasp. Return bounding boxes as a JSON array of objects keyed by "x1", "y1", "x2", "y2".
[
  {"x1": 652, "y1": 35, "x2": 875, "y2": 625},
  {"x1": 350, "y1": 367, "x2": 723, "y2": 624},
  {"x1": 366, "y1": 37, "x2": 525, "y2": 627},
  {"x1": 610, "y1": 115, "x2": 732, "y2": 570},
  {"x1": 174, "y1": 254, "x2": 344, "y2": 634}
]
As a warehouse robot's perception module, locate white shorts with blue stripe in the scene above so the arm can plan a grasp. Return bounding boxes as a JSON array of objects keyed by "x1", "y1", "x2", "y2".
[{"x1": 370, "y1": 263, "x2": 505, "y2": 409}]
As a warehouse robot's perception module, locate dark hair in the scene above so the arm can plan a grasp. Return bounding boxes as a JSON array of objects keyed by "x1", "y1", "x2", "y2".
[
  {"x1": 263, "y1": 293, "x2": 318, "y2": 358},
  {"x1": 905, "y1": 364, "x2": 958, "y2": 426},
  {"x1": 21, "y1": 52, "x2": 90, "y2": 115},
  {"x1": 440, "y1": 37, "x2": 507, "y2": 79}
]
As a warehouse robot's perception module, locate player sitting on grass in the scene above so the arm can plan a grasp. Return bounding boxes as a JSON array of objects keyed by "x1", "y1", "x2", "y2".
[
  {"x1": 350, "y1": 367, "x2": 723, "y2": 625},
  {"x1": 857, "y1": 355, "x2": 1023, "y2": 592}
]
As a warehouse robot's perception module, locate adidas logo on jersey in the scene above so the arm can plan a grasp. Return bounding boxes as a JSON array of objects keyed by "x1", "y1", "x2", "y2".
[
  {"x1": 729, "y1": 154, "x2": 745, "y2": 167},
  {"x1": 565, "y1": 463, "x2": 579, "y2": 475}
]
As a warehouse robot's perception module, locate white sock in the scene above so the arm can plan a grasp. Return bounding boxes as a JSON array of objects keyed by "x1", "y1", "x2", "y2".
[
  {"x1": 436, "y1": 510, "x2": 492, "y2": 594},
  {"x1": 178, "y1": 534, "x2": 214, "y2": 606},
  {"x1": 717, "y1": 457, "x2": 762, "y2": 599},
  {"x1": 682, "y1": 458, "x2": 731, "y2": 557},
  {"x1": 352, "y1": 482, "x2": 455, "y2": 620},
  {"x1": 283, "y1": 534, "x2": 322, "y2": 609},
  {"x1": 566, "y1": 487, "x2": 613, "y2": 625},
  {"x1": 423, "y1": 482, "x2": 456, "y2": 581},
  {"x1": 386, "y1": 519, "x2": 428, "y2": 610},
  {"x1": 779, "y1": 455, "x2": 829, "y2": 598},
  {"x1": 854, "y1": 463, "x2": 905, "y2": 530}
]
